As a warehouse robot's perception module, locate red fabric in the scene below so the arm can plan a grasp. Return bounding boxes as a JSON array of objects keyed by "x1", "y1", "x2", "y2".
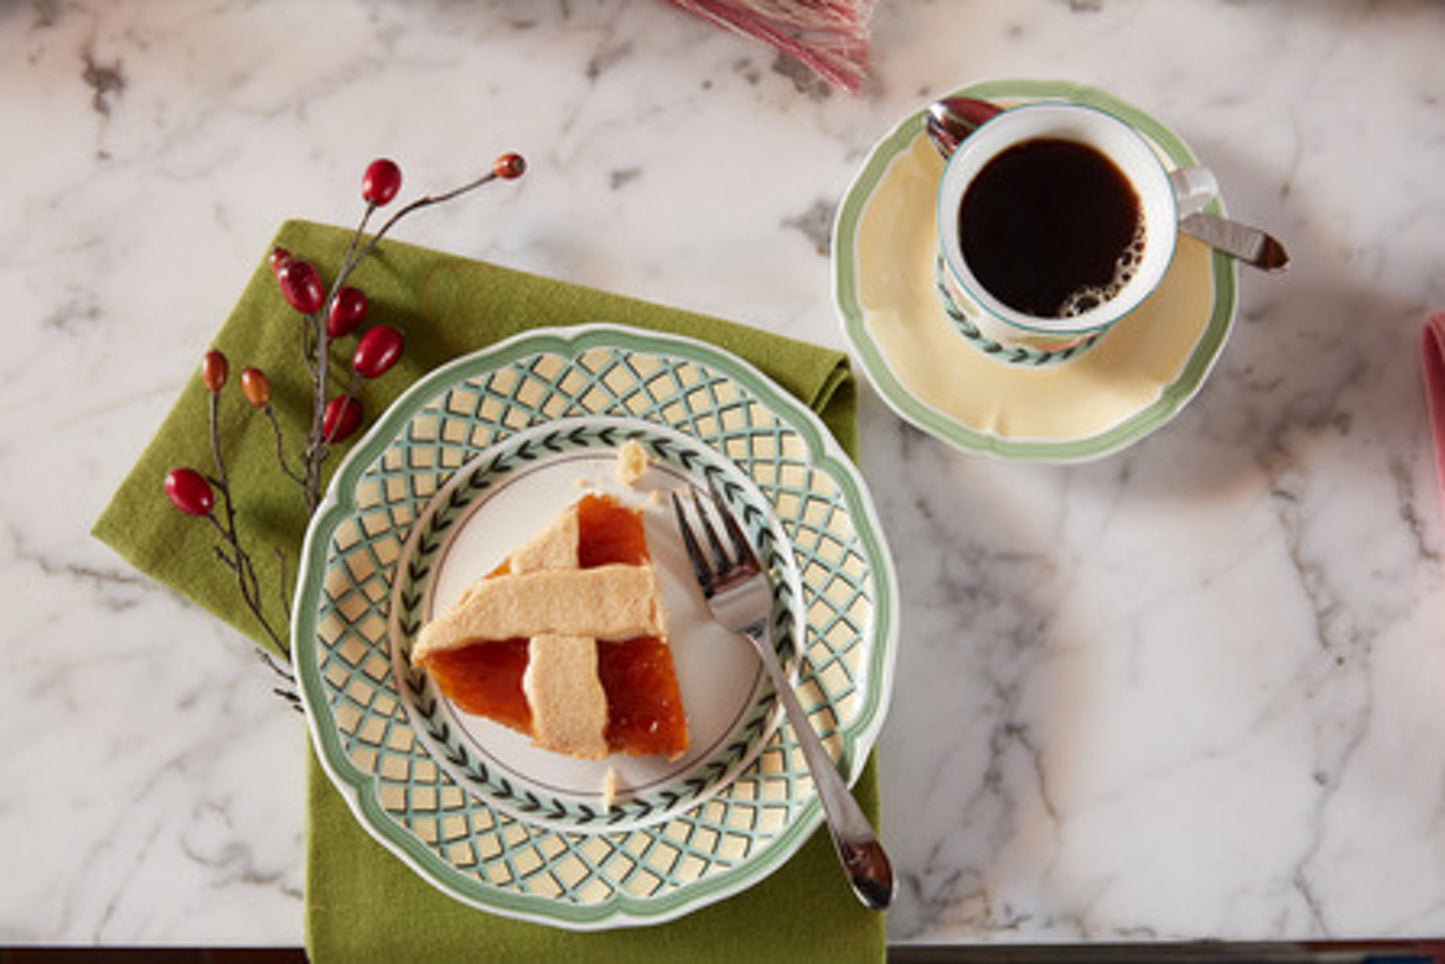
[{"x1": 1424, "y1": 312, "x2": 1445, "y2": 518}]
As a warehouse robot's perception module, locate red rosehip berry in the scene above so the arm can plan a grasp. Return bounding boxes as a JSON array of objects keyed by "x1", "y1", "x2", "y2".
[
  {"x1": 268, "y1": 246, "x2": 292, "y2": 276},
  {"x1": 277, "y1": 259, "x2": 325, "y2": 315},
  {"x1": 493, "y1": 152, "x2": 526, "y2": 180},
  {"x1": 322, "y1": 395, "x2": 363, "y2": 442},
  {"x1": 352, "y1": 325, "x2": 404, "y2": 379},
  {"x1": 362, "y1": 158, "x2": 402, "y2": 206},
  {"x1": 164, "y1": 467, "x2": 214, "y2": 516},
  {"x1": 240, "y1": 367, "x2": 271, "y2": 408},
  {"x1": 201, "y1": 350, "x2": 228, "y2": 393},
  {"x1": 327, "y1": 286, "x2": 368, "y2": 338}
]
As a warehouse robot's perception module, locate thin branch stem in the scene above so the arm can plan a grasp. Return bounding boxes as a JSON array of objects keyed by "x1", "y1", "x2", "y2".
[
  {"x1": 187, "y1": 157, "x2": 520, "y2": 671},
  {"x1": 203, "y1": 395, "x2": 286, "y2": 653},
  {"x1": 254, "y1": 648, "x2": 300, "y2": 710},
  {"x1": 340, "y1": 204, "x2": 376, "y2": 275},
  {"x1": 261, "y1": 404, "x2": 306, "y2": 487},
  {"x1": 211, "y1": 542, "x2": 239, "y2": 571},
  {"x1": 300, "y1": 312, "x2": 320, "y2": 385},
  {"x1": 346, "y1": 170, "x2": 501, "y2": 272},
  {"x1": 301, "y1": 300, "x2": 331, "y2": 515},
  {"x1": 297, "y1": 164, "x2": 508, "y2": 512},
  {"x1": 274, "y1": 546, "x2": 292, "y2": 622},
  {"x1": 207, "y1": 391, "x2": 225, "y2": 487}
]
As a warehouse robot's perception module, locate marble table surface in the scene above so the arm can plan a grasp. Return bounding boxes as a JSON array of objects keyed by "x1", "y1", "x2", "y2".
[{"x1": 4, "y1": 0, "x2": 1445, "y2": 948}]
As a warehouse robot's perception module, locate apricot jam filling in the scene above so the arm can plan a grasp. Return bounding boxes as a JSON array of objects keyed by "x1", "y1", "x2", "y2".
[{"x1": 417, "y1": 493, "x2": 687, "y2": 759}]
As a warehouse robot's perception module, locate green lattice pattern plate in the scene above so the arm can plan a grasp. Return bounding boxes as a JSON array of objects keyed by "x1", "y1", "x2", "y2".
[
  {"x1": 293, "y1": 324, "x2": 897, "y2": 929},
  {"x1": 390, "y1": 416, "x2": 805, "y2": 830}
]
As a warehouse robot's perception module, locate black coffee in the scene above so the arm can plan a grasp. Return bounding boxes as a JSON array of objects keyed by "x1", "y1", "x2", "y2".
[{"x1": 957, "y1": 137, "x2": 1144, "y2": 319}]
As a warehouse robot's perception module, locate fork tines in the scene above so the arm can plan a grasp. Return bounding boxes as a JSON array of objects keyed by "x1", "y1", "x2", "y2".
[{"x1": 669, "y1": 483, "x2": 760, "y2": 598}]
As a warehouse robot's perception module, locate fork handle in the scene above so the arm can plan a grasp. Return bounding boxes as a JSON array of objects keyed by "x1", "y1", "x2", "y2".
[{"x1": 742, "y1": 624, "x2": 896, "y2": 910}]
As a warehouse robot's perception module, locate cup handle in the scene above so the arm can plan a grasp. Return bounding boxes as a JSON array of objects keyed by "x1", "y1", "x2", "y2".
[{"x1": 1168, "y1": 166, "x2": 1218, "y2": 218}]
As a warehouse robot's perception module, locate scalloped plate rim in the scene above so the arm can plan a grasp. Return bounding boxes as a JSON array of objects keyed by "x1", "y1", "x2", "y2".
[{"x1": 292, "y1": 322, "x2": 899, "y2": 929}]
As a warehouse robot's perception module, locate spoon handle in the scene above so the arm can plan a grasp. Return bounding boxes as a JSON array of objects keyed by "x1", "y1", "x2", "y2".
[{"x1": 1180, "y1": 212, "x2": 1290, "y2": 272}]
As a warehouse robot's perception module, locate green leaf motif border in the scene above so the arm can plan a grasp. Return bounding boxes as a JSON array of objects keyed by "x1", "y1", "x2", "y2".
[
  {"x1": 391, "y1": 417, "x2": 800, "y2": 829},
  {"x1": 292, "y1": 324, "x2": 898, "y2": 930}
]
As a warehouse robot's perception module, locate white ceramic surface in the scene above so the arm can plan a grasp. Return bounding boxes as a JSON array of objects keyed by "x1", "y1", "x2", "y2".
[
  {"x1": 936, "y1": 102, "x2": 1180, "y2": 348},
  {"x1": 6, "y1": 0, "x2": 1445, "y2": 948}
]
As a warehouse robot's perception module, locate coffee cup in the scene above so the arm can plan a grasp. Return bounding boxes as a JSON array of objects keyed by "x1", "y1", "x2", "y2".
[{"x1": 935, "y1": 102, "x2": 1215, "y2": 365}]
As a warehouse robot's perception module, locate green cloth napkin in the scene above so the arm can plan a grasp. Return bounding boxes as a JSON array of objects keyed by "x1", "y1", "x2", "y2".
[{"x1": 95, "y1": 219, "x2": 882, "y2": 962}]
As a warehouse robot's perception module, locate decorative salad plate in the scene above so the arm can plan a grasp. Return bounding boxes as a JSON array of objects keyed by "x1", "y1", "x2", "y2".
[{"x1": 293, "y1": 324, "x2": 897, "y2": 929}]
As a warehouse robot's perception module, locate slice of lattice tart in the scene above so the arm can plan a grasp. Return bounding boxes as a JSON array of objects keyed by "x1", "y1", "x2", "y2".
[{"x1": 411, "y1": 492, "x2": 688, "y2": 760}]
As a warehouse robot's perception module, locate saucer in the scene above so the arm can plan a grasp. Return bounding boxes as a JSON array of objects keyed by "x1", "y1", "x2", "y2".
[{"x1": 833, "y1": 79, "x2": 1238, "y2": 462}]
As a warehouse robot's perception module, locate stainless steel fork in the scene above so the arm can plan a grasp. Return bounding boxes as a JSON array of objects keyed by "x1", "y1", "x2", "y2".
[{"x1": 670, "y1": 485, "x2": 895, "y2": 910}]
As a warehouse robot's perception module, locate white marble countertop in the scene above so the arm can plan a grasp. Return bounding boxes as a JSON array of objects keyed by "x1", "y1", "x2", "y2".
[{"x1": 5, "y1": 0, "x2": 1445, "y2": 948}]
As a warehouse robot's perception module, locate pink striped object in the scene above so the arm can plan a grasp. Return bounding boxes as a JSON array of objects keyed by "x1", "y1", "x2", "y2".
[{"x1": 667, "y1": 0, "x2": 874, "y2": 93}]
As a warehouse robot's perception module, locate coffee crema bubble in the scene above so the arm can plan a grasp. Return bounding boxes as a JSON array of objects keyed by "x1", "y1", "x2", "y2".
[
  {"x1": 1058, "y1": 226, "x2": 1147, "y2": 318},
  {"x1": 958, "y1": 137, "x2": 1144, "y2": 320}
]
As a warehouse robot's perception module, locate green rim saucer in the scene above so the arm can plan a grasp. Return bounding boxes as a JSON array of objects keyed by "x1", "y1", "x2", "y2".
[{"x1": 833, "y1": 79, "x2": 1239, "y2": 463}]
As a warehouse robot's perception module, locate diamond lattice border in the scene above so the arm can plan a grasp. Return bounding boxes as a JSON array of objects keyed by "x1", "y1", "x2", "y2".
[
  {"x1": 390, "y1": 417, "x2": 801, "y2": 828},
  {"x1": 294, "y1": 324, "x2": 897, "y2": 930}
]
